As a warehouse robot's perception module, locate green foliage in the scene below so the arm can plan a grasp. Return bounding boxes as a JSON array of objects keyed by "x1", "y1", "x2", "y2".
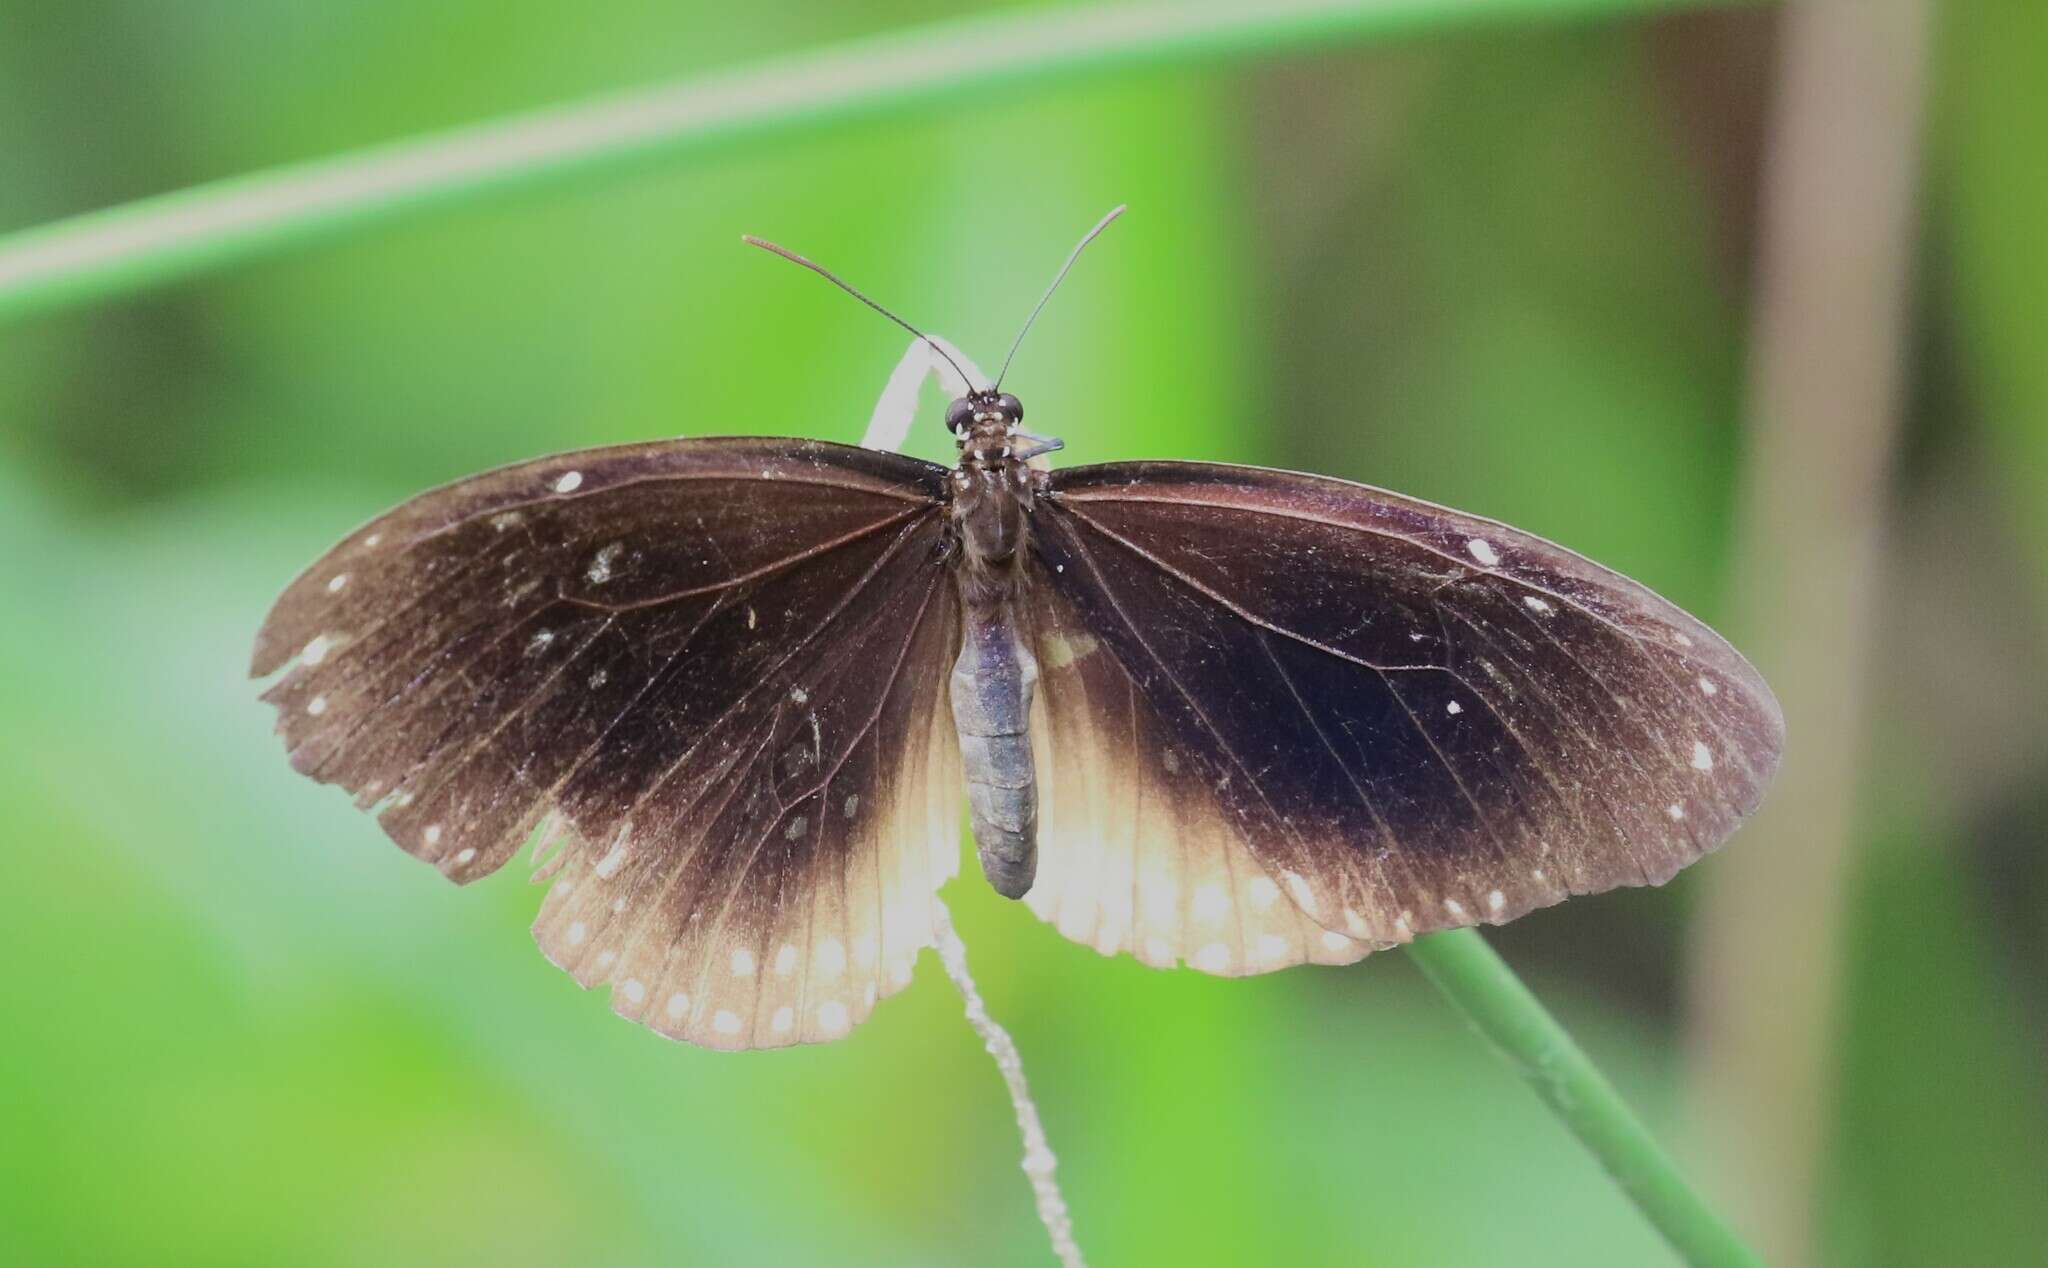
[{"x1": 2, "y1": 1, "x2": 2043, "y2": 1266}]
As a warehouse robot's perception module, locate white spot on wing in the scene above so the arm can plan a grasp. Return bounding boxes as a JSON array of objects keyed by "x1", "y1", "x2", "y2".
[
  {"x1": 593, "y1": 837, "x2": 629, "y2": 879},
  {"x1": 490, "y1": 511, "x2": 524, "y2": 531},
  {"x1": 554, "y1": 471, "x2": 583, "y2": 493},
  {"x1": 1467, "y1": 538, "x2": 1500, "y2": 566},
  {"x1": 1444, "y1": 898, "x2": 1467, "y2": 919},
  {"x1": 621, "y1": 978, "x2": 646, "y2": 1005},
  {"x1": 327, "y1": 573, "x2": 348, "y2": 593},
  {"x1": 586, "y1": 542, "x2": 623, "y2": 584},
  {"x1": 588, "y1": 668, "x2": 609, "y2": 690},
  {"x1": 1487, "y1": 889, "x2": 1506, "y2": 914},
  {"x1": 1144, "y1": 936, "x2": 1173, "y2": 964},
  {"x1": 1284, "y1": 871, "x2": 1318, "y2": 915},
  {"x1": 1193, "y1": 942, "x2": 1231, "y2": 973},
  {"x1": 305, "y1": 695, "x2": 328, "y2": 716},
  {"x1": 818, "y1": 1000, "x2": 850, "y2": 1035},
  {"x1": 713, "y1": 1009, "x2": 742, "y2": 1036},
  {"x1": 772, "y1": 1005, "x2": 795, "y2": 1034},
  {"x1": 301, "y1": 634, "x2": 335, "y2": 665},
  {"x1": 1699, "y1": 675, "x2": 1720, "y2": 696},
  {"x1": 774, "y1": 944, "x2": 798, "y2": 977},
  {"x1": 1523, "y1": 595, "x2": 1553, "y2": 615},
  {"x1": 454, "y1": 847, "x2": 476, "y2": 865},
  {"x1": 1192, "y1": 883, "x2": 1229, "y2": 922},
  {"x1": 1256, "y1": 933, "x2": 1290, "y2": 963},
  {"x1": 567, "y1": 921, "x2": 587, "y2": 946},
  {"x1": 665, "y1": 992, "x2": 690, "y2": 1020},
  {"x1": 1446, "y1": 700, "x2": 1463, "y2": 716},
  {"x1": 730, "y1": 948, "x2": 756, "y2": 977},
  {"x1": 1248, "y1": 876, "x2": 1280, "y2": 909},
  {"x1": 1691, "y1": 740, "x2": 1714, "y2": 771},
  {"x1": 423, "y1": 824, "x2": 442, "y2": 846},
  {"x1": 527, "y1": 629, "x2": 555, "y2": 655},
  {"x1": 1322, "y1": 930, "x2": 1353, "y2": 953},
  {"x1": 362, "y1": 533, "x2": 382, "y2": 548},
  {"x1": 1667, "y1": 803, "x2": 1686, "y2": 821},
  {"x1": 784, "y1": 816, "x2": 808, "y2": 841}
]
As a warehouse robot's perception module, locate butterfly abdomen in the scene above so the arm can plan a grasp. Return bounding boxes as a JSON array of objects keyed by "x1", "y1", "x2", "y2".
[{"x1": 950, "y1": 600, "x2": 1040, "y2": 899}]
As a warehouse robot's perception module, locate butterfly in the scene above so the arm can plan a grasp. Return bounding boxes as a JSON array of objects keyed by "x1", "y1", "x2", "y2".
[{"x1": 252, "y1": 210, "x2": 1782, "y2": 1051}]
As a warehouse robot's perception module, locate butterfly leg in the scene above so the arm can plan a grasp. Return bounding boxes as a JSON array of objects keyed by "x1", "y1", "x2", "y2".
[{"x1": 1009, "y1": 431, "x2": 1065, "y2": 463}]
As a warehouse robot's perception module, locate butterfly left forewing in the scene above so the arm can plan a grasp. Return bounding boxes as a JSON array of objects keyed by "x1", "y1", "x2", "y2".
[
  {"x1": 1022, "y1": 459, "x2": 1782, "y2": 971},
  {"x1": 253, "y1": 437, "x2": 962, "y2": 1048}
]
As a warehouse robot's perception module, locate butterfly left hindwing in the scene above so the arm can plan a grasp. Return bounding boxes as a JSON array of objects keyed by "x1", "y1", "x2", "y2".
[{"x1": 253, "y1": 438, "x2": 962, "y2": 1048}]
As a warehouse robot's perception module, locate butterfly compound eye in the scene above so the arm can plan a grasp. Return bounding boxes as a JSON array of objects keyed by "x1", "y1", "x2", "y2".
[
  {"x1": 944, "y1": 397, "x2": 976, "y2": 434},
  {"x1": 995, "y1": 393, "x2": 1023, "y2": 423}
]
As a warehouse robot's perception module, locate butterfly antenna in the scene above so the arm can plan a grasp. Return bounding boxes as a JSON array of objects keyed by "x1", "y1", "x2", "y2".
[
  {"x1": 993, "y1": 204, "x2": 1126, "y2": 392},
  {"x1": 743, "y1": 235, "x2": 979, "y2": 392}
]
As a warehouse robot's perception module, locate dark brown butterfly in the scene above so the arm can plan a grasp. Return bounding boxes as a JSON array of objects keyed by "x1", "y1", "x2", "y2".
[{"x1": 252, "y1": 212, "x2": 1782, "y2": 1051}]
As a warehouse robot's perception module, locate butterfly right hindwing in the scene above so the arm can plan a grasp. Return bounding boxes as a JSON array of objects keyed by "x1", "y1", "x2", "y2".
[{"x1": 1019, "y1": 460, "x2": 1783, "y2": 973}]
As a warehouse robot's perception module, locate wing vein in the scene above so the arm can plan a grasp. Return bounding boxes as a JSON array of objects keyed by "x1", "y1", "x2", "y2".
[{"x1": 555, "y1": 505, "x2": 928, "y2": 614}]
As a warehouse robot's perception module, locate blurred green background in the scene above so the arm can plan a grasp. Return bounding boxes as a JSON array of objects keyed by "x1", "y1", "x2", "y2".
[{"x1": 2, "y1": 2, "x2": 2043, "y2": 1265}]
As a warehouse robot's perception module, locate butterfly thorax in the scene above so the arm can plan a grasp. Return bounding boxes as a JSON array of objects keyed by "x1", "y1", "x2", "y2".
[{"x1": 946, "y1": 397, "x2": 1038, "y2": 611}]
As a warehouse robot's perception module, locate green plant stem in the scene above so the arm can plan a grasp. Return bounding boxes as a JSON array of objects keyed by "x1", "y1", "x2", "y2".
[
  {"x1": 1406, "y1": 929, "x2": 1766, "y2": 1268},
  {"x1": 0, "y1": 0, "x2": 1752, "y2": 324}
]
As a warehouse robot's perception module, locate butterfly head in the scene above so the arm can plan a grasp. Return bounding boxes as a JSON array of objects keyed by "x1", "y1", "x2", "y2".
[{"x1": 947, "y1": 390, "x2": 1024, "y2": 467}]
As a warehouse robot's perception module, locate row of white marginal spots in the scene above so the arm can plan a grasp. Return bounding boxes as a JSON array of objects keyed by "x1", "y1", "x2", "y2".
[
  {"x1": 1459, "y1": 536, "x2": 1720, "y2": 829},
  {"x1": 555, "y1": 898, "x2": 893, "y2": 1038}
]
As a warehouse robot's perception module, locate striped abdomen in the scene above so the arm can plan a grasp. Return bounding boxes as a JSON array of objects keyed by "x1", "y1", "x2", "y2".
[{"x1": 950, "y1": 603, "x2": 1039, "y2": 898}]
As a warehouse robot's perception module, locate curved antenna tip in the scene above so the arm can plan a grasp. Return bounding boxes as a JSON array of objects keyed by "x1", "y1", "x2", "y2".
[
  {"x1": 993, "y1": 205, "x2": 1128, "y2": 390},
  {"x1": 743, "y1": 233, "x2": 978, "y2": 392}
]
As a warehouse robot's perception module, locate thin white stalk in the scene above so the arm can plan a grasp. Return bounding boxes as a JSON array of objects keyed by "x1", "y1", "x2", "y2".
[{"x1": 932, "y1": 898, "x2": 1085, "y2": 1268}]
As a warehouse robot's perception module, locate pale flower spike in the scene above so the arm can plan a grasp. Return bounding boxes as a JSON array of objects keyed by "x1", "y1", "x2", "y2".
[{"x1": 865, "y1": 334, "x2": 986, "y2": 453}]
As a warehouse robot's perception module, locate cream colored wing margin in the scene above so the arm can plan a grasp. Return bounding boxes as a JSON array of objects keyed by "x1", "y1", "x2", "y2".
[
  {"x1": 528, "y1": 582, "x2": 962, "y2": 1050},
  {"x1": 1021, "y1": 584, "x2": 1374, "y2": 976}
]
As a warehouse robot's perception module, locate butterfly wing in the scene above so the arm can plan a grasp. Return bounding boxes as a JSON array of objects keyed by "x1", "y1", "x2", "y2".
[
  {"x1": 253, "y1": 438, "x2": 962, "y2": 1048},
  {"x1": 1022, "y1": 460, "x2": 1783, "y2": 974}
]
